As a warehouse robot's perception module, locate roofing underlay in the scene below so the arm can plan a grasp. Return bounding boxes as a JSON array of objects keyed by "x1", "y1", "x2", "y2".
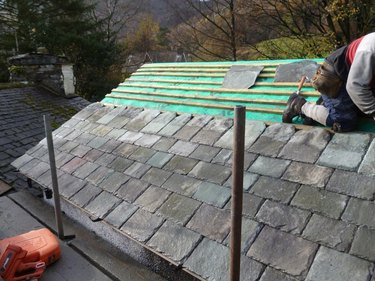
[{"x1": 103, "y1": 59, "x2": 375, "y2": 132}]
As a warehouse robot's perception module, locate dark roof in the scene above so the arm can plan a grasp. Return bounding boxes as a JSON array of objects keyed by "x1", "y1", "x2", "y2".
[
  {"x1": 0, "y1": 87, "x2": 89, "y2": 188},
  {"x1": 13, "y1": 103, "x2": 375, "y2": 280}
]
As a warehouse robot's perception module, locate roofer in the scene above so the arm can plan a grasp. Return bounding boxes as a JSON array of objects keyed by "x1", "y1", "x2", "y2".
[{"x1": 282, "y1": 32, "x2": 375, "y2": 132}]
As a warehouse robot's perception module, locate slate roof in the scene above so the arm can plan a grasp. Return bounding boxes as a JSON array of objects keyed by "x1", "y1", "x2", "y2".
[
  {"x1": 0, "y1": 87, "x2": 89, "y2": 188},
  {"x1": 13, "y1": 102, "x2": 375, "y2": 281}
]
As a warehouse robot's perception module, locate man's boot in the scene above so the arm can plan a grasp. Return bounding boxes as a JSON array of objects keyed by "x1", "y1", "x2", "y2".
[{"x1": 282, "y1": 93, "x2": 307, "y2": 123}]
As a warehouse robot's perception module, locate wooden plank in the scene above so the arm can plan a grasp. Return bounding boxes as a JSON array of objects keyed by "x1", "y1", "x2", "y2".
[
  {"x1": 136, "y1": 67, "x2": 277, "y2": 73},
  {"x1": 131, "y1": 72, "x2": 275, "y2": 78},
  {"x1": 106, "y1": 94, "x2": 284, "y2": 114},
  {"x1": 117, "y1": 83, "x2": 320, "y2": 96},
  {"x1": 110, "y1": 89, "x2": 288, "y2": 105},
  {"x1": 140, "y1": 61, "x2": 322, "y2": 68}
]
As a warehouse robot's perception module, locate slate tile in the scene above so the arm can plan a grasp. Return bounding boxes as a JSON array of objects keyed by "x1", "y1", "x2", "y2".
[
  {"x1": 212, "y1": 149, "x2": 232, "y2": 165},
  {"x1": 61, "y1": 157, "x2": 87, "y2": 174},
  {"x1": 185, "y1": 238, "x2": 264, "y2": 281},
  {"x1": 96, "y1": 106, "x2": 126, "y2": 125},
  {"x1": 189, "y1": 161, "x2": 231, "y2": 184},
  {"x1": 224, "y1": 217, "x2": 262, "y2": 253},
  {"x1": 282, "y1": 162, "x2": 333, "y2": 188},
  {"x1": 189, "y1": 144, "x2": 221, "y2": 162},
  {"x1": 157, "y1": 193, "x2": 201, "y2": 225},
  {"x1": 174, "y1": 115, "x2": 212, "y2": 140},
  {"x1": 256, "y1": 200, "x2": 310, "y2": 234},
  {"x1": 193, "y1": 182, "x2": 231, "y2": 208},
  {"x1": 291, "y1": 185, "x2": 347, "y2": 219},
  {"x1": 82, "y1": 149, "x2": 104, "y2": 162},
  {"x1": 186, "y1": 204, "x2": 230, "y2": 242},
  {"x1": 104, "y1": 201, "x2": 138, "y2": 228},
  {"x1": 115, "y1": 178, "x2": 149, "y2": 203},
  {"x1": 215, "y1": 120, "x2": 266, "y2": 150},
  {"x1": 24, "y1": 161, "x2": 50, "y2": 179},
  {"x1": 326, "y1": 169, "x2": 375, "y2": 200},
  {"x1": 106, "y1": 128, "x2": 127, "y2": 140},
  {"x1": 191, "y1": 118, "x2": 233, "y2": 145},
  {"x1": 224, "y1": 172, "x2": 259, "y2": 191},
  {"x1": 111, "y1": 107, "x2": 143, "y2": 128},
  {"x1": 278, "y1": 128, "x2": 330, "y2": 163},
  {"x1": 248, "y1": 156, "x2": 290, "y2": 178},
  {"x1": 94, "y1": 153, "x2": 116, "y2": 167},
  {"x1": 87, "y1": 136, "x2": 109, "y2": 149},
  {"x1": 164, "y1": 155, "x2": 198, "y2": 175},
  {"x1": 128, "y1": 147, "x2": 156, "y2": 163},
  {"x1": 141, "y1": 167, "x2": 172, "y2": 187},
  {"x1": 124, "y1": 162, "x2": 151, "y2": 178},
  {"x1": 107, "y1": 156, "x2": 133, "y2": 172},
  {"x1": 146, "y1": 151, "x2": 173, "y2": 168},
  {"x1": 125, "y1": 109, "x2": 160, "y2": 131},
  {"x1": 65, "y1": 129, "x2": 82, "y2": 141},
  {"x1": 359, "y1": 139, "x2": 375, "y2": 176},
  {"x1": 134, "y1": 186, "x2": 171, "y2": 213},
  {"x1": 350, "y1": 225, "x2": 375, "y2": 261},
  {"x1": 305, "y1": 247, "x2": 372, "y2": 281},
  {"x1": 259, "y1": 267, "x2": 298, "y2": 281},
  {"x1": 250, "y1": 176, "x2": 299, "y2": 203},
  {"x1": 147, "y1": 220, "x2": 201, "y2": 264},
  {"x1": 113, "y1": 143, "x2": 138, "y2": 157},
  {"x1": 168, "y1": 140, "x2": 198, "y2": 157},
  {"x1": 70, "y1": 144, "x2": 92, "y2": 158},
  {"x1": 317, "y1": 132, "x2": 371, "y2": 171},
  {"x1": 58, "y1": 173, "x2": 86, "y2": 198},
  {"x1": 224, "y1": 193, "x2": 264, "y2": 218},
  {"x1": 99, "y1": 171, "x2": 130, "y2": 193},
  {"x1": 85, "y1": 191, "x2": 122, "y2": 220},
  {"x1": 248, "y1": 226, "x2": 318, "y2": 278},
  {"x1": 121, "y1": 209, "x2": 164, "y2": 242},
  {"x1": 134, "y1": 134, "x2": 161, "y2": 148},
  {"x1": 59, "y1": 141, "x2": 80, "y2": 153},
  {"x1": 158, "y1": 113, "x2": 191, "y2": 136},
  {"x1": 70, "y1": 183, "x2": 102, "y2": 208},
  {"x1": 162, "y1": 173, "x2": 202, "y2": 197},
  {"x1": 72, "y1": 161, "x2": 100, "y2": 179},
  {"x1": 342, "y1": 198, "x2": 375, "y2": 228},
  {"x1": 37, "y1": 169, "x2": 64, "y2": 188},
  {"x1": 249, "y1": 123, "x2": 295, "y2": 157},
  {"x1": 86, "y1": 166, "x2": 114, "y2": 185},
  {"x1": 98, "y1": 139, "x2": 121, "y2": 153},
  {"x1": 151, "y1": 137, "x2": 177, "y2": 152},
  {"x1": 302, "y1": 214, "x2": 356, "y2": 252},
  {"x1": 141, "y1": 111, "x2": 176, "y2": 134},
  {"x1": 118, "y1": 131, "x2": 144, "y2": 143}
]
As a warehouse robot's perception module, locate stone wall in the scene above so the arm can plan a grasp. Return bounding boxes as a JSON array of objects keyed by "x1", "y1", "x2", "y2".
[{"x1": 8, "y1": 53, "x2": 75, "y2": 98}]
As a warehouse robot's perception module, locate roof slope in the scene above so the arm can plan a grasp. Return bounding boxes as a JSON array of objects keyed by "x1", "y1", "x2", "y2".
[
  {"x1": 13, "y1": 103, "x2": 375, "y2": 280},
  {"x1": 0, "y1": 87, "x2": 89, "y2": 187}
]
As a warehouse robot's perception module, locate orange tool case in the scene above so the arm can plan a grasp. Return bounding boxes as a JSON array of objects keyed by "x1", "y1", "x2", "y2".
[{"x1": 0, "y1": 228, "x2": 61, "y2": 281}]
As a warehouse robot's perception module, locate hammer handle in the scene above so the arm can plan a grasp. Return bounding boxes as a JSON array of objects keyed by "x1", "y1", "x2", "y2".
[{"x1": 296, "y1": 76, "x2": 307, "y2": 94}]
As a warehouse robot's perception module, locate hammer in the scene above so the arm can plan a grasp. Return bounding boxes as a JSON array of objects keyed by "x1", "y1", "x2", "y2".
[{"x1": 296, "y1": 75, "x2": 307, "y2": 95}]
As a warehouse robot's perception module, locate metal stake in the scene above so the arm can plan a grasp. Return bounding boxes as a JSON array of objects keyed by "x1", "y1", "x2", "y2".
[
  {"x1": 229, "y1": 106, "x2": 245, "y2": 281},
  {"x1": 43, "y1": 114, "x2": 65, "y2": 239}
]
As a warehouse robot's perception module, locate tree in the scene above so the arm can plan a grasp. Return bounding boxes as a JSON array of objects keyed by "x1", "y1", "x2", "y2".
[{"x1": 166, "y1": 0, "x2": 239, "y2": 61}]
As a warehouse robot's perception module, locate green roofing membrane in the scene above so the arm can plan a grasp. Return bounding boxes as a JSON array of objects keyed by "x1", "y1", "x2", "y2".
[{"x1": 102, "y1": 58, "x2": 375, "y2": 133}]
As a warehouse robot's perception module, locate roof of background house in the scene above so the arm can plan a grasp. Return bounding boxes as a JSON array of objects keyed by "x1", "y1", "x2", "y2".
[
  {"x1": 0, "y1": 87, "x2": 89, "y2": 188},
  {"x1": 11, "y1": 60, "x2": 375, "y2": 280}
]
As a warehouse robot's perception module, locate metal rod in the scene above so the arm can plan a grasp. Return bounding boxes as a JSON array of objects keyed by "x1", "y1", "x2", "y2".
[
  {"x1": 43, "y1": 114, "x2": 65, "y2": 239},
  {"x1": 229, "y1": 106, "x2": 245, "y2": 281}
]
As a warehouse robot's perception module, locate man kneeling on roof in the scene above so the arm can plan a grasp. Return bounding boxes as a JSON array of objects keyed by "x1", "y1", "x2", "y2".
[{"x1": 282, "y1": 32, "x2": 375, "y2": 132}]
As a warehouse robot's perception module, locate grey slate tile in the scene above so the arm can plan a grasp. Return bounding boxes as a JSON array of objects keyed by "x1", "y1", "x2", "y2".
[
  {"x1": 134, "y1": 186, "x2": 171, "y2": 213},
  {"x1": 224, "y1": 172, "x2": 259, "y2": 191},
  {"x1": 85, "y1": 166, "x2": 114, "y2": 185},
  {"x1": 174, "y1": 115, "x2": 212, "y2": 140},
  {"x1": 146, "y1": 151, "x2": 173, "y2": 168},
  {"x1": 162, "y1": 173, "x2": 202, "y2": 197},
  {"x1": 37, "y1": 169, "x2": 64, "y2": 188},
  {"x1": 185, "y1": 238, "x2": 264, "y2": 281},
  {"x1": 70, "y1": 144, "x2": 92, "y2": 158},
  {"x1": 250, "y1": 176, "x2": 299, "y2": 203},
  {"x1": 85, "y1": 191, "x2": 122, "y2": 220},
  {"x1": 99, "y1": 171, "x2": 130, "y2": 193},
  {"x1": 118, "y1": 131, "x2": 144, "y2": 144},
  {"x1": 259, "y1": 267, "x2": 298, "y2": 281},
  {"x1": 94, "y1": 153, "x2": 116, "y2": 167},
  {"x1": 342, "y1": 198, "x2": 375, "y2": 228},
  {"x1": 124, "y1": 162, "x2": 151, "y2": 178},
  {"x1": 248, "y1": 156, "x2": 290, "y2": 178},
  {"x1": 104, "y1": 201, "x2": 138, "y2": 228},
  {"x1": 305, "y1": 247, "x2": 372, "y2": 281},
  {"x1": 24, "y1": 161, "x2": 50, "y2": 179},
  {"x1": 60, "y1": 157, "x2": 87, "y2": 174},
  {"x1": 191, "y1": 118, "x2": 233, "y2": 145},
  {"x1": 157, "y1": 193, "x2": 201, "y2": 225},
  {"x1": 86, "y1": 136, "x2": 109, "y2": 149},
  {"x1": 120, "y1": 209, "x2": 164, "y2": 242},
  {"x1": 326, "y1": 169, "x2": 375, "y2": 200},
  {"x1": 282, "y1": 162, "x2": 333, "y2": 188},
  {"x1": 291, "y1": 185, "x2": 347, "y2": 219},
  {"x1": 141, "y1": 167, "x2": 172, "y2": 187},
  {"x1": 164, "y1": 155, "x2": 198, "y2": 175},
  {"x1": 278, "y1": 128, "x2": 330, "y2": 163},
  {"x1": 125, "y1": 109, "x2": 160, "y2": 131},
  {"x1": 151, "y1": 137, "x2": 177, "y2": 152},
  {"x1": 302, "y1": 214, "x2": 356, "y2": 252},
  {"x1": 359, "y1": 138, "x2": 375, "y2": 176},
  {"x1": 134, "y1": 134, "x2": 161, "y2": 148},
  {"x1": 211, "y1": 149, "x2": 232, "y2": 165},
  {"x1": 256, "y1": 200, "x2": 310, "y2": 234},
  {"x1": 58, "y1": 173, "x2": 86, "y2": 199},
  {"x1": 168, "y1": 140, "x2": 198, "y2": 157},
  {"x1": 186, "y1": 204, "x2": 230, "y2": 243},
  {"x1": 70, "y1": 183, "x2": 102, "y2": 208},
  {"x1": 147, "y1": 220, "x2": 201, "y2": 264},
  {"x1": 96, "y1": 106, "x2": 126, "y2": 125},
  {"x1": 128, "y1": 147, "x2": 156, "y2": 163},
  {"x1": 248, "y1": 226, "x2": 318, "y2": 278},
  {"x1": 350, "y1": 225, "x2": 375, "y2": 261},
  {"x1": 317, "y1": 132, "x2": 371, "y2": 171},
  {"x1": 192, "y1": 182, "x2": 231, "y2": 208},
  {"x1": 249, "y1": 123, "x2": 295, "y2": 157},
  {"x1": 158, "y1": 113, "x2": 191, "y2": 136},
  {"x1": 224, "y1": 193, "x2": 264, "y2": 218},
  {"x1": 189, "y1": 161, "x2": 231, "y2": 185},
  {"x1": 59, "y1": 140, "x2": 80, "y2": 153},
  {"x1": 107, "y1": 156, "x2": 133, "y2": 172},
  {"x1": 82, "y1": 149, "x2": 104, "y2": 162},
  {"x1": 189, "y1": 144, "x2": 221, "y2": 162},
  {"x1": 106, "y1": 128, "x2": 127, "y2": 140},
  {"x1": 98, "y1": 139, "x2": 121, "y2": 153},
  {"x1": 72, "y1": 161, "x2": 100, "y2": 179},
  {"x1": 115, "y1": 178, "x2": 149, "y2": 203},
  {"x1": 113, "y1": 143, "x2": 138, "y2": 157}
]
